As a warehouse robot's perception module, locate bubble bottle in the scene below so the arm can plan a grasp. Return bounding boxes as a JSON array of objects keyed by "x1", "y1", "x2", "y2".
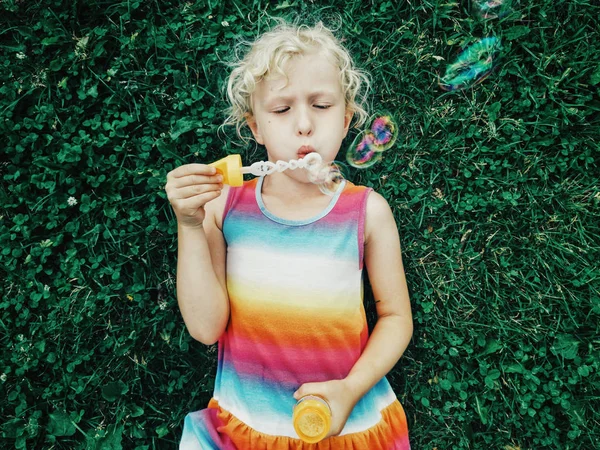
[{"x1": 292, "y1": 394, "x2": 332, "y2": 443}]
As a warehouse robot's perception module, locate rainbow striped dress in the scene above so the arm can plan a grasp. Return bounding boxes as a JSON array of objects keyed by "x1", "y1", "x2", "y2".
[{"x1": 180, "y1": 177, "x2": 410, "y2": 449}]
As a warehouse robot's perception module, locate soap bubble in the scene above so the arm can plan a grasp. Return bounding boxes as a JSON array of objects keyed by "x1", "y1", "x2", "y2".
[
  {"x1": 473, "y1": 0, "x2": 514, "y2": 19},
  {"x1": 439, "y1": 37, "x2": 502, "y2": 91},
  {"x1": 346, "y1": 131, "x2": 383, "y2": 168},
  {"x1": 370, "y1": 115, "x2": 398, "y2": 151},
  {"x1": 307, "y1": 161, "x2": 345, "y2": 196}
]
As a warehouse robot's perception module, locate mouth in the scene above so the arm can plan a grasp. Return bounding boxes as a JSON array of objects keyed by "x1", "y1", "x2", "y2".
[{"x1": 297, "y1": 145, "x2": 316, "y2": 159}]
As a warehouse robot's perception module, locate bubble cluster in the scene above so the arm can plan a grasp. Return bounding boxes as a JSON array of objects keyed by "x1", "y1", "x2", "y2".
[
  {"x1": 438, "y1": 37, "x2": 502, "y2": 91},
  {"x1": 346, "y1": 115, "x2": 398, "y2": 168},
  {"x1": 346, "y1": 131, "x2": 382, "y2": 168},
  {"x1": 307, "y1": 161, "x2": 345, "y2": 196},
  {"x1": 473, "y1": 0, "x2": 514, "y2": 19},
  {"x1": 371, "y1": 116, "x2": 398, "y2": 150}
]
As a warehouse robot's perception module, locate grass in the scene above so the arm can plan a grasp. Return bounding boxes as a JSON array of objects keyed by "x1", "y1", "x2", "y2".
[{"x1": 1, "y1": 0, "x2": 599, "y2": 448}]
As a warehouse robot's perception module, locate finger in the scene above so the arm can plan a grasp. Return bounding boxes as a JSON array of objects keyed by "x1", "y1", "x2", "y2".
[
  {"x1": 173, "y1": 173, "x2": 223, "y2": 188},
  {"x1": 293, "y1": 383, "x2": 319, "y2": 400},
  {"x1": 169, "y1": 164, "x2": 217, "y2": 179},
  {"x1": 178, "y1": 190, "x2": 222, "y2": 210},
  {"x1": 173, "y1": 183, "x2": 223, "y2": 201}
]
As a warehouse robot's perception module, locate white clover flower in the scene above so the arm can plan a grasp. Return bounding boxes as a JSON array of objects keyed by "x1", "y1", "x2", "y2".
[
  {"x1": 16, "y1": 52, "x2": 26, "y2": 60},
  {"x1": 44, "y1": 285, "x2": 50, "y2": 292},
  {"x1": 40, "y1": 239, "x2": 53, "y2": 248},
  {"x1": 221, "y1": 20, "x2": 229, "y2": 27},
  {"x1": 0, "y1": 373, "x2": 7, "y2": 382},
  {"x1": 432, "y1": 55, "x2": 445, "y2": 61},
  {"x1": 67, "y1": 196, "x2": 77, "y2": 206},
  {"x1": 158, "y1": 301, "x2": 167, "y2": 310}
]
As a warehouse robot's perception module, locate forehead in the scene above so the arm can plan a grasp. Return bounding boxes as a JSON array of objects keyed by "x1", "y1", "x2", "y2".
[{"x1": 255, "y1": 52, "x2": 342, "y2": 101}]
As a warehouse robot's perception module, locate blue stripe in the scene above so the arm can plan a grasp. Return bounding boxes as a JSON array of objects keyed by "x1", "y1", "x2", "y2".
[
  {"x1": 216, "y1": 359, "x2": 297, "y2": 419},
  {"x1": 224, "y1": 213, "x2": 358, "y2": 261},
  {"x1": 216, "y1": 357, "x2": 396, "y2": 432},
  {"x1": 345, "y1": 377, "x2": 395, "y2": 428},
  {"x1": 181, "y1": 410, "x2": 219, "y2": 449}
]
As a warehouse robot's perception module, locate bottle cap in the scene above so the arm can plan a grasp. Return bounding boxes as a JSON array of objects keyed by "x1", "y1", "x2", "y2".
[{"x1": 293, "y1": 395, "x2": 332, "y2": 443}]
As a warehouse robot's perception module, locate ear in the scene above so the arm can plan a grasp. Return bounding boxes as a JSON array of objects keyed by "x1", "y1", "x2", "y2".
[
  {"x1": 245, "y1": 113, "x2": 264, "y2": 145},
  {"x1": 343, "y1": 108, "x2": 354, "y2": 137}
]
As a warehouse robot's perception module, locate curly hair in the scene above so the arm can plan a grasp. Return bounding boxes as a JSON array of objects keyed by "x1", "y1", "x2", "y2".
[{"x1": 222, "y1": 19, "x2": 371, "y2": 143}]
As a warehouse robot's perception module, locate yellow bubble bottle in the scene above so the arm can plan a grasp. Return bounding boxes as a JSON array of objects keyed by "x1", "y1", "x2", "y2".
[{"x1": 293, "y1": 394, "x2": 332, "y2": 443}]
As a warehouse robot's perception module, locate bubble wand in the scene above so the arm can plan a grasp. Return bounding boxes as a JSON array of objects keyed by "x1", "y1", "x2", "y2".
[{"x1": 209, "y1": 153, "x2": 343, "y2": 195}]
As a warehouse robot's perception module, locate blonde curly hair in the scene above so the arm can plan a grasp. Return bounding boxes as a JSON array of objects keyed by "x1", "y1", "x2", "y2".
[{"x1": 222, "y1": 19, "x2": 371, "y2": 143}]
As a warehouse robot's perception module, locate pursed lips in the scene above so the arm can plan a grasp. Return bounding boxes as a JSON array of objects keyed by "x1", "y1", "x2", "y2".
[{"x1": 297, "y1": 145, "x2": 316, "y2": 159}]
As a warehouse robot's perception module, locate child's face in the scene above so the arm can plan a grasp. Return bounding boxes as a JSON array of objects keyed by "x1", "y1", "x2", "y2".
[{"x1": 247, "y1": 52, "x2": 353, "y2": 171}]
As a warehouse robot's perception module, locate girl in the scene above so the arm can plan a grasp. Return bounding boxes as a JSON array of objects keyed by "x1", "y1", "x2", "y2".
[{"x1": 165, "y1": 20, "x2": 413, "y2": 449}]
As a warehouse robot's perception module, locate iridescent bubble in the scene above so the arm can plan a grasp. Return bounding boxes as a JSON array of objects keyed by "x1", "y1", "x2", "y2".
[
  {"x1": 370, "y1": 115, "x2": 398, "y2": 151},
  {"x1": 439, "y1": 37, "x2": 502, "y2": 91},
  {"x1": 473, "y1": 0, "x2": 514, "y2": 19},
  {"x1": 306, "y1": 161, "x2": 345, "y2": 196},
  {"x1": 346, "y1": 131, "x2": 383, "y2": 168}
]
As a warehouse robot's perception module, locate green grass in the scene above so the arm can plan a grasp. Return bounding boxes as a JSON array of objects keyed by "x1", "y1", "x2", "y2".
[{"x1": 1, "y1": 0, "x2": 599, "y2": 448}]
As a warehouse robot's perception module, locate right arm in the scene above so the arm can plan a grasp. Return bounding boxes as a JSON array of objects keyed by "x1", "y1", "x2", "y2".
[{"x1": 165, "y1": 164, "x2": 230, "y2": 345}]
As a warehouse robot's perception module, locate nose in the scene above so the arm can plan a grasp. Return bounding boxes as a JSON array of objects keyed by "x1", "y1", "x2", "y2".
[{"x1": 296, "y1": 106, "x2": 313, "y2": 137}]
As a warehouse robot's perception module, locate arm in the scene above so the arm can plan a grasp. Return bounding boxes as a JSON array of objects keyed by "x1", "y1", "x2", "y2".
[
  {"x1": 165, "y1": 161, "x2": 231, "y2": 345},
  {"x1": 176, "y1": 190, "x2": 230, "y2": 345},
  {"x1": 343, "y1": 191, "x2": 413, "y2": 398}
]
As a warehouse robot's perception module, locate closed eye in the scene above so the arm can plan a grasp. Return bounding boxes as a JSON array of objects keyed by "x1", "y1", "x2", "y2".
[
  {"x1": 315, "y1": 104, "x2": 331, "y2": 109},
  {"x1": 272, "y1": 107, "x2": 289, "y2": 114}
]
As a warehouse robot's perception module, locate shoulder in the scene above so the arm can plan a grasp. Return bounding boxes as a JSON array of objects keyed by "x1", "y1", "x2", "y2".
[
  {"x1": 364, "y1": 189, "x2": 396, "y2": 244},
  {"x1": 340, "y1": 182, "x2": 392, "y2": 224},
  {"x1": 365, "y1": 189, "x2": 391, "y2": 217}
]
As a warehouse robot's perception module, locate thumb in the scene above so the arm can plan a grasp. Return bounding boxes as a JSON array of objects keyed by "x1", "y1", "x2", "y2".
[{"x1": 293, "y1": 382, "x2": 319, "y2": 400}]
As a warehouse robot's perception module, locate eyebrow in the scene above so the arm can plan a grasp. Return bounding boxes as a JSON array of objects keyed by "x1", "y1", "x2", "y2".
[{"x1": 264, "y1": 90, "x2": 339, "y2": 104}]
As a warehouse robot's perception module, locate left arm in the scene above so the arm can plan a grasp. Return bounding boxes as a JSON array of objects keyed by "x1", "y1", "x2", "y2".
[
  {"x1": 294, "y1": 191, "x2": 413, "y2": 436},
  {"x1": 344, "y1": 191, "x2": 413, "y2": 398}
]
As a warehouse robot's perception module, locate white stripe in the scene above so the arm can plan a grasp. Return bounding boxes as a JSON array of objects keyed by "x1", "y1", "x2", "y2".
[{"x1": 228, "y1": 245, "x2": 361, "y2": 296}]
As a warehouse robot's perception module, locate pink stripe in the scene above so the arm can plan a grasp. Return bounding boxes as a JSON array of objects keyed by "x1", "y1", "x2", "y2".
[
  {"x1": 191, "y1": 407, "x2": 237, "y2": 449},
  {"x1": 224, "y1": 333, "x2": 367, "y2": 384},
  {"x1": 221, "y1": 185, "x2": 236, "y2": 224},
  {"x1": 394, "y1": 435, "x2": 411, "y2": 449},
  {"x1": 222, "y1": 179, "x2": 259, "y2": 222}
]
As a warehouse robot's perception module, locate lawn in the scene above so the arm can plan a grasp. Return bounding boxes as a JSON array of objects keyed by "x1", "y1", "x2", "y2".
[{"x1": 1, "y1": 0, "x2": 599, "y2": 448}]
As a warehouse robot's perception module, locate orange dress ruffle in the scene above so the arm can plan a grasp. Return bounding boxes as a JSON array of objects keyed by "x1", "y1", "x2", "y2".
[{"x1": 199, "y1": 397, "x2": 410, "y2": 450}]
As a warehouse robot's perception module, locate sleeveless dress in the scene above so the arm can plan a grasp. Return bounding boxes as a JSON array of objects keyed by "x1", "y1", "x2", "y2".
[{"x1": 180, "y1": 177, "x2": 410, "y2": 449}]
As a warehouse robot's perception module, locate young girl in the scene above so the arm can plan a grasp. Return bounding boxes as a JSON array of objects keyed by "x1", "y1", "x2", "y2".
[{"x1": 166, "y1": 20, "x2": 413, "y2": 449}]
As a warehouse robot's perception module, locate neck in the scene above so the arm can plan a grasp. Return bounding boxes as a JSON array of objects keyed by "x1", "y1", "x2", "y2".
[{"x1": 261, "y1": 172, "x2": 325, "y2": 202}]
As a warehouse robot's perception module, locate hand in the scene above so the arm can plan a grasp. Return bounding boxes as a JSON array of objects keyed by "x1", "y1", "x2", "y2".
[
  {"x1": 165, "y1": 164, "x2": 223, "y2": 228},
  {"x1": 293, "y1": 379, "x2": 359, "y2": 438}
]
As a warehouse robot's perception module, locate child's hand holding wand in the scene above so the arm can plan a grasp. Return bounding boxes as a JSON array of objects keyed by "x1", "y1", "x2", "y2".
[
  {"x1": 165, "y1": 164, "x2": 224, "y2": 228},
  {"x1": 165, "y1": 163, "x2": 229, "y2": 346}
]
